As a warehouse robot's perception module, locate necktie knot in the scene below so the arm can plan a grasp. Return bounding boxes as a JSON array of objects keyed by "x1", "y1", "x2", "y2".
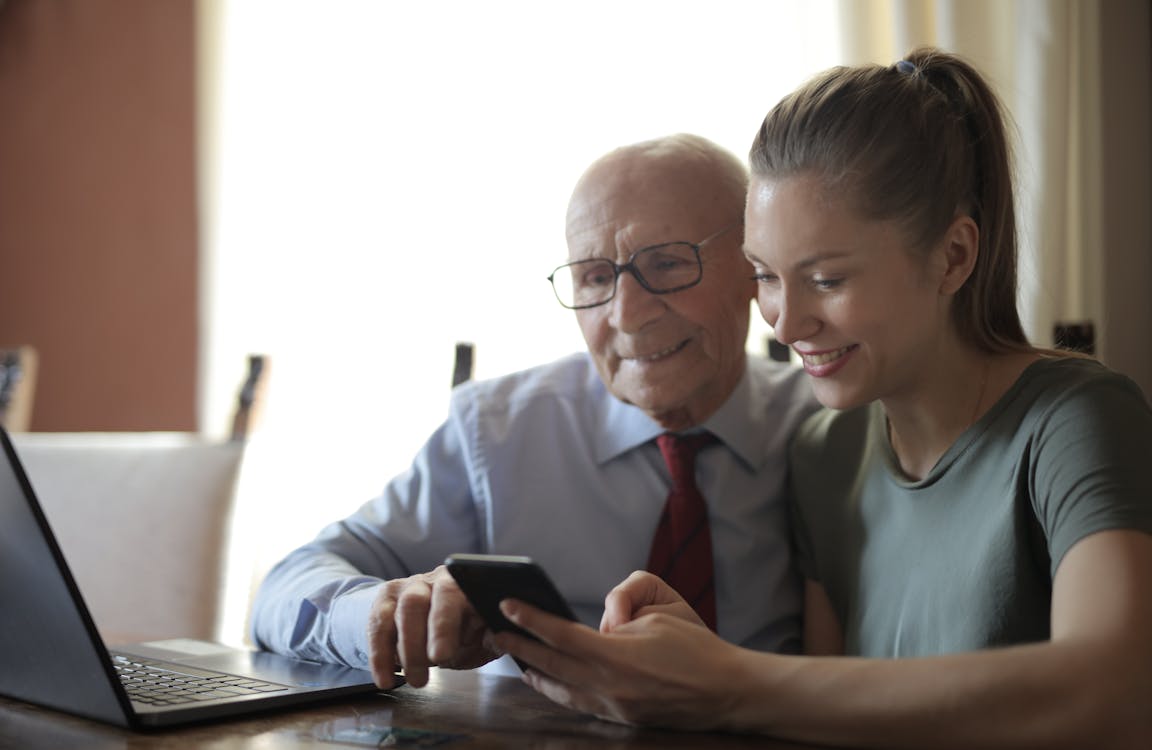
[{"x1": 656, "y1": 432, "x2": 717, "y2": 490}]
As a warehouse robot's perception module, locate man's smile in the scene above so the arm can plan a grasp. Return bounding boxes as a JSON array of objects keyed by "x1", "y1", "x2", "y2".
[{"x1": 619, "y1": 339, "x2": 691, "y2": 363}]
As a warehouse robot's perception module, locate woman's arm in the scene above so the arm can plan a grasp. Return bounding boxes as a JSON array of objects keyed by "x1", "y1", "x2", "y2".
[
  {"x1": 497, "y1": 529, "x2": 1152, "y2": 749},
  {"x1": 802, "y1": 579, "x2": 844, "y2": 656}
]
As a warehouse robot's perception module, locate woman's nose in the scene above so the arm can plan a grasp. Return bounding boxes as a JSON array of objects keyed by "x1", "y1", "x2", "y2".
[{"x1": 759, "y1": 286, "x2": 815, "y2": 346}]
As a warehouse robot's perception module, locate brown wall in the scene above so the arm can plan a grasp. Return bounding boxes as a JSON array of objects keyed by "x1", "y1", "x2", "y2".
[{"x1": 0, "y1": 0, "x2": 198, "y2": 431}]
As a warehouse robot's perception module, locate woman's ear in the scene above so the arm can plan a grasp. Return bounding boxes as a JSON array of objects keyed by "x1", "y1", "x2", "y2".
[{"x1": 938, "y1": 215, "x2": 979, "y2": 296}]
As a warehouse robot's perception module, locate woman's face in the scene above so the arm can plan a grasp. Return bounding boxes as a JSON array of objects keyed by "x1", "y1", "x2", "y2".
[{"x1": 743, "y1": 174, "x2": 956, "y2": 411}]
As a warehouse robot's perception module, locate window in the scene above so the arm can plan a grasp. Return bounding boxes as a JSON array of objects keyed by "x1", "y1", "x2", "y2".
[{"x1": 201, "y1": 1, "x2": 841, "y2": 641}]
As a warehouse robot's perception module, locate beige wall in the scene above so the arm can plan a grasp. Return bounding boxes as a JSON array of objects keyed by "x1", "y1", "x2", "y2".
[
  {"x1": 0, "y1": 0, "x2": 198, "y2": 431},
  {"x1": 1098, "y1": 0, "x2": 1152, "y2": 399}
]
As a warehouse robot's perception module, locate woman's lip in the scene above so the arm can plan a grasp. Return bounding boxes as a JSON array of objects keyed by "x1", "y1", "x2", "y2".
[{"x1": 797, "y1": 345, "x2": 858, "y2": 376}]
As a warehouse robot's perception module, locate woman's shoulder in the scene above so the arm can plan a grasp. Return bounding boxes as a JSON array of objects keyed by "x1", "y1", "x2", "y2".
[
  {"x1": 989, "y1": 355, "x2": 1152, "y2": 452},
  {"x1": 791, "y1": 403, "x2": 877, "y2": 468},
  {"x1": 1013, "y1": 355, "x2": 1149, "y2": 413}
]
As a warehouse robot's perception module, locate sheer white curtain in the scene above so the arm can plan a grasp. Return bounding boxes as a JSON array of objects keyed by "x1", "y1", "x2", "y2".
[
  {"x1": 836, "y1": 0, "x2": 1106, "y2": 355},
  {"x1": 197, "y1": 0, "x2": 842, "y2": 644}
]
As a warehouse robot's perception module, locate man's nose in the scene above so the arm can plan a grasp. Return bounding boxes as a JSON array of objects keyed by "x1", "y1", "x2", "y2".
[{"x1": 608, "y1": 270, "x2": 664, "y2": 332}]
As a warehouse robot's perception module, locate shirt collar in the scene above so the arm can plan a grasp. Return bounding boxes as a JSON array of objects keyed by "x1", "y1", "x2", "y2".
[
  {"x1": 592, "y1": 359, "x2": 761, "y2": 468},
  {"x1": 697, "y1": 364, "x2": 761, "y2": 469}
]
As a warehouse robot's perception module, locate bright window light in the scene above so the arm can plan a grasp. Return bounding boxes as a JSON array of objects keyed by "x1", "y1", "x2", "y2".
[{"x1": 203, "y1": 0, "x2": 841, "y2": 643}]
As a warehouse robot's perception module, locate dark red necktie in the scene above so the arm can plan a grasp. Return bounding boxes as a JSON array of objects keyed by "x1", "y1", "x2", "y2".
[{"x1": 646, "y1": 432, "x2": 718, "y2": 631}]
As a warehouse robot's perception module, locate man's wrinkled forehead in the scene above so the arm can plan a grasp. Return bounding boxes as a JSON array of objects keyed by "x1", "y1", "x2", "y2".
[
  {"x1": 565, "y1": 198, "x2": 683, "y2": 263},
  {"x1": 565, "y1": 159, "x2": 719, "y2": 260}
]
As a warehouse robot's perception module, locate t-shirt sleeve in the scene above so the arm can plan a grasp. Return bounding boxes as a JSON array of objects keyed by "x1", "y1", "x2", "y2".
[
  {"x1": 787, "y1": 406, "x2": 871, "y2": 583},
  {"x1": 787, "y1": 410, "x2": 826, "y2": 582},
  {"x1": 1030, "y1": 372, "x2": 1152, "y2": 577}
]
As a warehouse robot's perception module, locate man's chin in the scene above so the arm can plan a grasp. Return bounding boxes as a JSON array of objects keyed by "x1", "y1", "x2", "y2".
[
  {"x1": 612, "y1": 381, "x2": 678, "y2": 409},
  {"x1": 646, "y1": 407, "x2": 697, "y2": 432},
  {"x1": 612, "y1": 387, "x2": 697, "y2": 429}
]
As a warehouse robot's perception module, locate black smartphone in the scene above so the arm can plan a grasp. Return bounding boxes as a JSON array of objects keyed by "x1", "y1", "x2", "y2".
[{"x1": 444, "y1": 553, "x2": 577, "y2": 643}]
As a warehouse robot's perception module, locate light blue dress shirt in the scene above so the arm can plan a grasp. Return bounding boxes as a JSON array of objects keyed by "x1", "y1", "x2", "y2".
[{"x1": 251, "y1": 352, "x2": 818, "y2": 669}]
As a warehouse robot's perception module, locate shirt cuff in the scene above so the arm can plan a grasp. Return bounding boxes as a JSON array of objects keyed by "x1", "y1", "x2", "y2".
[{"x1": 329, "y1": 582, "x2": 382, "y2": 670}]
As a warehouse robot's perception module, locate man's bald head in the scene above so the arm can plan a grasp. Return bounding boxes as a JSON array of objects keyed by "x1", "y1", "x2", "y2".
[
  {"x1": 562, "y1": 134, "x2": 754, "y2": 430},
  {"x1": 566, "y1": 134, "x2": 748, "y2": 245}
]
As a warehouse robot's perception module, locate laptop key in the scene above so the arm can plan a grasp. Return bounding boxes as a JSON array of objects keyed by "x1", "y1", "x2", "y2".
[{"x1": 112, "y1": 653, "x2": 291, "y2": 704}]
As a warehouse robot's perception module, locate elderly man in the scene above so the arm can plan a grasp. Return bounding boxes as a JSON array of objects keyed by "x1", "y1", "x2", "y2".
[{"x1": 250, "y1": 133, "x2": 817, "y2": 689}]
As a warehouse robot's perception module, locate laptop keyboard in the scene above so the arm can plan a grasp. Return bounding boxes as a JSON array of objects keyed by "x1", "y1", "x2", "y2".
[{"x1": 111, "y1": 653, "x2": 290, "y2": 706}]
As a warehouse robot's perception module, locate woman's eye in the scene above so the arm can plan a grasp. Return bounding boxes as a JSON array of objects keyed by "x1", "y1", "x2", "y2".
[
  {"x1": 813, "y1": 277, "x2": 843, "y2": 290},
  {"x1": 751, "y1": 271, "x2": 779, "y2": 284}
]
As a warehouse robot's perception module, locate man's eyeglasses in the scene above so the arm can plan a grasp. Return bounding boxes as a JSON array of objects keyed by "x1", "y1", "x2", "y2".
[{"x1": 547, "y1": 222, "x2": 740, "y2": 310}]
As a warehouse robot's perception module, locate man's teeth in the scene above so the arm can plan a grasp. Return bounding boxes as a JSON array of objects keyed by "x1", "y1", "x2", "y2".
[
  {"x1": 632, "y1": 343, "x2": 683, "y2": 361},
  {"x1": 803, "y1": 346, "x2": 852, "y2": 366}
]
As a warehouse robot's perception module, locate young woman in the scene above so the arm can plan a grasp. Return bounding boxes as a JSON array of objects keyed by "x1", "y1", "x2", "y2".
[{"x1": 492, "y1": 48, "x2": 1152, "y2": 749}]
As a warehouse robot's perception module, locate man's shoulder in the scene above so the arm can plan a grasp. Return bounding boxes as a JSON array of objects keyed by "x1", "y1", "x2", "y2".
[
  {"x1": 746, "y1": 357, "x2": 814, "y2": 394},
  {"x1": 451, "y1": 352, "x2": 608, "y2": 419},
  {"x1": 743, "y1": 357, "x2": 821, "y2": 420}
]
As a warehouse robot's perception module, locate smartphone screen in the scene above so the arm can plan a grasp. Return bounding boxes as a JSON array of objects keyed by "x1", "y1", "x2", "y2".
[{"x1": 444, "y1": 553, "x2": 576, "y2": 643}]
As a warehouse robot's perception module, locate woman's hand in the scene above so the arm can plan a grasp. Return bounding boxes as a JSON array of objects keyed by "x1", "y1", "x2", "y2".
[
  {"x1": 493, "y1": 597, "x2": 753, "y2": 730},
  {"x1": 600, "y1": 570, "x2": 706, "y2": 632}
]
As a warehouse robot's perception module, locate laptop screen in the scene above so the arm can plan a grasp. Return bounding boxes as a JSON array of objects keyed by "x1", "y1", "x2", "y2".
[{"x1": 0, "y1": 429, "x2": 131, "y2": 726}]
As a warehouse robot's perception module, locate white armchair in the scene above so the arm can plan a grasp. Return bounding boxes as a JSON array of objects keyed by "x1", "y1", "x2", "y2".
[{"x1": 11, "y1": 433, "x2": 245, "y2": 645}]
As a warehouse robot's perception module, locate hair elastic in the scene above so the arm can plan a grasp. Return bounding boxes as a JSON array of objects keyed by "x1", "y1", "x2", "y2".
[{"x1": 896, "y1": 60, "x2": 917, "y2": 75}]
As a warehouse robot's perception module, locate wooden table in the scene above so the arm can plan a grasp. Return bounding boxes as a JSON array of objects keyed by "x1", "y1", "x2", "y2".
[{"x1": 0, "y1": 667, "x2": 824, "y2": 749}]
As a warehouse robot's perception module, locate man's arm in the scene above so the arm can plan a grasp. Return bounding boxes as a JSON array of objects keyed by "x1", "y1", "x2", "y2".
[{"x1": 250, "y1": 413, "x2": 488, "y2": 684}]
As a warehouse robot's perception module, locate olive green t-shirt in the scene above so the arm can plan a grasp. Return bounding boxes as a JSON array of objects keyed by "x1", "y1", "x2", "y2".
[{"x1": 790, "y1": 357, "x2": 1152, "y2": 657}]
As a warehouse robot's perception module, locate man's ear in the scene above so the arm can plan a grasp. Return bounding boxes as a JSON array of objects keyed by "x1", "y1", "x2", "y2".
[{"x1": 938, "y1": 214, "x2": 979, "y2": 296}]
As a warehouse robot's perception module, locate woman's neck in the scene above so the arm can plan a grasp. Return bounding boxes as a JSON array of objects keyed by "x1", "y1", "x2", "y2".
[{"x1": 884, "y1": 349, "x2": 1038, "y2": 480}]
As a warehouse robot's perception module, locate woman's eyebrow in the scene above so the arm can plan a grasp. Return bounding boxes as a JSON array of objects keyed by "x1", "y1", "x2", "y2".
[{"x1": 743, "y1": 249, "x2": 854, "y2": 270}]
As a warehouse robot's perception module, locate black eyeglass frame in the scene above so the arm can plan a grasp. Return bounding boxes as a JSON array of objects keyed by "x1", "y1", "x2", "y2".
[{"x1": 547, "y1": 221, "x2": 741, "y2": 310}]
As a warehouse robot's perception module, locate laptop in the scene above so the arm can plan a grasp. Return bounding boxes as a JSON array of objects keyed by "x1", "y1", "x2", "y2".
[{"x1": 0, "y1": 426, "x2": 403, "y2": 728}]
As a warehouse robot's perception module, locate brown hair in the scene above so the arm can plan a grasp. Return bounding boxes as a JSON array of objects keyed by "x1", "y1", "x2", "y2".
[{"x1": 749, "y1": 47, "x2": 1030, "y2": 353}]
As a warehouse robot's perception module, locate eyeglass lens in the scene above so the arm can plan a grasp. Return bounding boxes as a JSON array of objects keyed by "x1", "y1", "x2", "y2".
[{"x1": 551, "y1": 243, "x2": 700, "y2": 309}]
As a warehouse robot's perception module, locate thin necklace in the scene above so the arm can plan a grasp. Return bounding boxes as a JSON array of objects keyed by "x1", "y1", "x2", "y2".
[
  {"x1": 968, "y1": 360, "x2": 991, "y2": 429},
  {"x1": 886, "y1": 358, "x2": 993, "y2": 476}
]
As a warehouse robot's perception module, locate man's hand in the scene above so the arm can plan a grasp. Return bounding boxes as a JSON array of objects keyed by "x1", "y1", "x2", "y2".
[{"x1": 365, "y1": 565, "x2": 496, "y2": 688}]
